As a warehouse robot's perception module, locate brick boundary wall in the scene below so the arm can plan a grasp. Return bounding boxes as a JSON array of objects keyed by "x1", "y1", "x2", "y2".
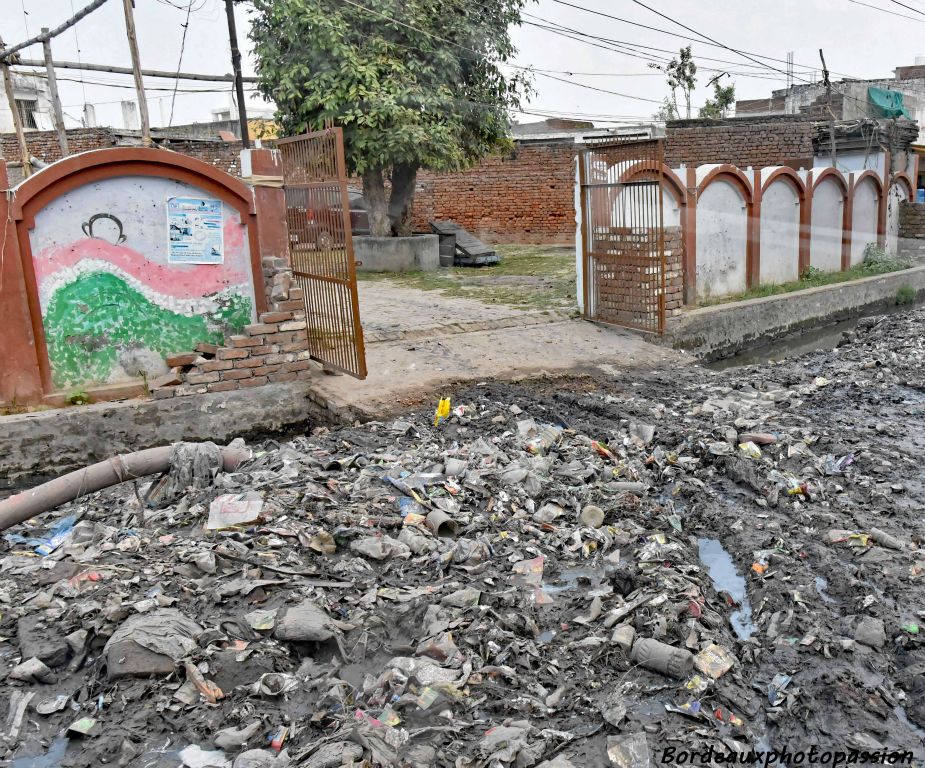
[
  {"x1": 150, "y1": 257, "x2": 312, "y2": 399},
  {"x1": 665, "y1": 115, "x2": 813, "y2": 169},
  {"x1": 409, "y1": 141, "x2": 578, "y2": 244},
  {"x1": 899, "y1": 201, "x2": 925, "y2": 260},
  {"x1": 1, "y1": 127, "x2": 253, "y2": 184},
  {"x1": 590, "y1": 225, "x2": 683, "y2": 324}
]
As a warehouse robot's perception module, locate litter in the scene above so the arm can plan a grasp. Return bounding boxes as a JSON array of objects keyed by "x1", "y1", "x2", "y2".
[{"x1": 2, "y1": 307, "x2": 924, "y2": 765}]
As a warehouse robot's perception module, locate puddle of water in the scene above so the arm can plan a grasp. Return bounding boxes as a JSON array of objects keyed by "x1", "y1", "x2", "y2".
[
  {"x1": 895, "y1": 705, "x2": 925, "y2": 743},
  {"x1": 815, "y1": 576, "x2": 837, "y2": 604},
  {"x1": 541, "y1": 567, "x2": 605, "y2": 595},
  {"x1": 698, "y1": 538, "x2": 756, "y2": 640},
  {"x1": 11, "y1": 736, "x2": 68, "y2": 768},
  {"x1": 706, "y1": 300, "x2": 925, "y2": 370}
]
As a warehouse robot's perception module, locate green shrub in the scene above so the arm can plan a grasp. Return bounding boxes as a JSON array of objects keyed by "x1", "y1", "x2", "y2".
[
  {"x1": 896, "y1": 284, "x2": 916, "y2": 305},
  {"x1": 65, "y1": 389, "x2": 90, "y2": 406}
]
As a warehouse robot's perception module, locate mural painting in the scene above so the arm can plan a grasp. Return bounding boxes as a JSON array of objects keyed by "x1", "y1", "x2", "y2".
[{"x1": 30, "y1": 176, "x2": 256, "y2": 389}]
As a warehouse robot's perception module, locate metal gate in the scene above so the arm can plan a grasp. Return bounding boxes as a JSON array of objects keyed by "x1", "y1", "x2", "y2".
[
  {"x1": 277, "y1": 127, "x2": 367, "y2": 378},
  {"x1": 579, "y1": 137, "x2": 666, "y2": 334}
]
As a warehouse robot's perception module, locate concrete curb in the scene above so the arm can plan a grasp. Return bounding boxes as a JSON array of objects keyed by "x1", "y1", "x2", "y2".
[
  {"x1": 664, "y1": 265, "x2": 925, "y2": 359},
  {"x1": 0, "y1": 381, "x2": 345, "y2": 491}
]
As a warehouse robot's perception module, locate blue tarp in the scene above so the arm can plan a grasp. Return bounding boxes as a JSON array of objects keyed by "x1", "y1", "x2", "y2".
[{"x1": 868, "y1": 87, "x2": 912, "y2": 119}]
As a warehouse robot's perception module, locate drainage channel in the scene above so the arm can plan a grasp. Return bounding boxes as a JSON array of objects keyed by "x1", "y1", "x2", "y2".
[{"x1": 705, "y1": 299, "x2": 924, "y2": 370}]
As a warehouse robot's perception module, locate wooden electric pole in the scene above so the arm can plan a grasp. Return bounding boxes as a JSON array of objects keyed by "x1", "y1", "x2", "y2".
[
  {"x1": 224, "y1": 0, "x2": 250, "y2": 148},
  {"x1": 42, "y1": 28, "x2": 69, "y2": 156},
  {"x1": 121, "y1": 0, "x2": 151, "y2": 145},
  {"x1": 0, "y1": 36, "x2": 32, "y2": 178},
  {"x1": 819, "y1": 49, "x2": 836, "y2": 169}
]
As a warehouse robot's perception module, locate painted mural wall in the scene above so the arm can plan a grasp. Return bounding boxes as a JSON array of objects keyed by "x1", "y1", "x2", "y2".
[{"x1": 30, "y1": 175, "x2": 256, "y2": 389}]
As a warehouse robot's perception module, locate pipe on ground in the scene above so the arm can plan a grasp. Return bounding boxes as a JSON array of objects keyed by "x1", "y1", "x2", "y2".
[{"x1": 0, "y1": 444, "x2": 250, "y2": 533}]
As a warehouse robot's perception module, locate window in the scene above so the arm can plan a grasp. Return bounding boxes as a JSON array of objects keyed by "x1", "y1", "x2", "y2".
[{"x1": 15, "y1": 99, "x2": 37, "y2": 130}]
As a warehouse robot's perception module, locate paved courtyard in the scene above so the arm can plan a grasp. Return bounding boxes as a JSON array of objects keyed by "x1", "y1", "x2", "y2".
[{"x1": 311, "y1": 261, "x2": 690, "y2": 418}]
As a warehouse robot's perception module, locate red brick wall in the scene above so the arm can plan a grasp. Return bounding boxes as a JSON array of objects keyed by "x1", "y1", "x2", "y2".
[
  {"x1": 665, "y1": 116, "x2": 813, "y2": 169},
  {"x1": 410, "y1": 141, "x2": 577, "y2": 244},
  {"x1": 1, "y1": 127, "x2": 249, "y2": 183},
  {"x1": 1, "y1": 128, "x2": 117, "y2": 170}
]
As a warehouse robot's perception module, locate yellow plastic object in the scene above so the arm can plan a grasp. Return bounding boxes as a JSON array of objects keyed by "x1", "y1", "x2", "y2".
[{"x1": 434, "y1": 397, "x2": 451, "y2": 426}]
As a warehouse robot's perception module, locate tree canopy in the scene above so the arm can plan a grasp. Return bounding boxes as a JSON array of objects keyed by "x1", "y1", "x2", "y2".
[{"x1": 250, "y1": 0, "x2": 531, "y2": 236}]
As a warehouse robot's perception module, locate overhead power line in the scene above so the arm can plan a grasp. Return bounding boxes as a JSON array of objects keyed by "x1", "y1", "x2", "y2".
[
  {"x1": 547, "y1": 0, "x2": 859, "y2": 80},
  {"x1": 847, "y1": 0, "x2": 925, "y2": 21},
  {"x1": 521, "y1": 16, "x2": 813, "y2": 83},
  {"x1": 335, "y1": 0, "x2": 665, "y2": 105},
  {"x1": 0, "y1": 0, "x2": 110, "y2": 61},
  {"x1": 883, "y1": 0, "x2": 925, "y2": 17}
]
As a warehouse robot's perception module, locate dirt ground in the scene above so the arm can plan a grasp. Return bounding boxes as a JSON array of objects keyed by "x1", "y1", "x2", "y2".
[{"x1": 3, "y1": 305, "x2": 925, "y2": 767}]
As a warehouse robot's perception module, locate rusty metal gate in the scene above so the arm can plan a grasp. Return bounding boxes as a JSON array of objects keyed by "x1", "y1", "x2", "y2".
[
  {"x1": 278, "y1": 127, "x2": 367, "y2": 378},
  {"x1": 579, "y1": 137, "x2": 666, "y2": 334}
]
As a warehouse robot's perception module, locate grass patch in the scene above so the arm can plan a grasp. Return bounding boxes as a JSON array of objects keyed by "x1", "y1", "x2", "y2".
[
  {"x1": 358, "y1": 244, "x2": 578, "y2": 311},
  {"x1": 896, "y1": 284, "x2": 916, "y2": 305},
  {"x1": 699, "y1": 247, "x2": 914, "y2": 306}
]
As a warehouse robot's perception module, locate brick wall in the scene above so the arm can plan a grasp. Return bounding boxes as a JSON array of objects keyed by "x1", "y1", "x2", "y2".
[
  {"x1": 1, "y1": 128, "x2": 117, "y2": 171},
  {"x1": 590, "y1": 225, "x2": 683, "y2": 327},
  {"x1": 151, "y1": 257, "x2": 312, "y2": 399},
  {"x1": 665, "y1": 116, "x2": 813, "y2": 168},
  {"x1": 1, "y1": 127, "x2": 250, "y2": 184},
  {"x1": 899, "y1": 201, "x2": 925, "y2": 260},
  {"x1": 410, "y1": 141, "x2": 577, "y2": 244}
]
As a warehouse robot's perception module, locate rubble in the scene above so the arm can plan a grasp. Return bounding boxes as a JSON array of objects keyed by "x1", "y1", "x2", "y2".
[{"x1": 2, "y1": 307, "x2": 925, "y2": 765}]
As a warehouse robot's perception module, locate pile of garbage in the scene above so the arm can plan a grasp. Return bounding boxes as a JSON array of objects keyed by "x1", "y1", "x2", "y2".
[{"x1": 2, "y1": 308, "x2": 925, "y2": 767}]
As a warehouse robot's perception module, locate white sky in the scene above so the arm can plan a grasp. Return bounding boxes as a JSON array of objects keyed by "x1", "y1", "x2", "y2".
[{"x1": 5, "y1": 0, "x2": 923, "y2": 130}]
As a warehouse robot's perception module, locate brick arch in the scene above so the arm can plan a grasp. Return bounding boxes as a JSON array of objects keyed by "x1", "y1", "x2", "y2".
[
  {"x1": 13, "y1": 148, "x2": 257, "y2": 228},
  {"x1": 812, "y1": 166, "x2": 849, "y2": 197},
  {"x1": 891, "y1": 172, "x2": 914, "y2": 199},
  {"x1": 852, "y1": 169, "x2": 883, "y2": 197},
  {"x1": 697, "y1": 164, "x2": 754, "y2": 204},
  {"x1": 12, "y1": 147, "x2": 265, "y2": 395},
  {"x1": 617, "y1": 160, "x2": 688, "y2": 207},
  {"x1": 761, "y1": 166, "x2": 806, "y2": 199}
]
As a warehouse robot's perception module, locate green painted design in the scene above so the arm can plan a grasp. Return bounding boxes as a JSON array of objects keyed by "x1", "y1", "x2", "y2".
[{"x1": 44, "y1": 271, "x2": 252, "y2": 388}]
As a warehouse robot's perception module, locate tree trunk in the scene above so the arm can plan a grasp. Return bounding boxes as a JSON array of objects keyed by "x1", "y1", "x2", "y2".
[
  {"x1": 388, "y1": 163, "x2": 418, "y2": 237},
  {"x1": 362, "y1": 167, "x2": 390, "y2": 237}
]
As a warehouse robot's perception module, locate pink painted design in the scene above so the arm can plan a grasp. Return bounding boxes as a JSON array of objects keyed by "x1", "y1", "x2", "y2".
[
  {"x1": 34, "y1": 238, "x2": 249, "y2": 299},
  {"x1": 224, "y1": 216, "x2": 245, "y2": 252}
]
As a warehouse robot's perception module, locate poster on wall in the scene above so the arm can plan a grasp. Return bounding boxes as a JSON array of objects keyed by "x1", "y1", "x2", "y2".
[{"x1": 167, "y1": 196, "x2": 224, "y2": 264}]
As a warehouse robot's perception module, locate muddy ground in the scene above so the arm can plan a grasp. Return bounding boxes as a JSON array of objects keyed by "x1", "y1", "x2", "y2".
[{"x1": 2, "y1": 308, "x2": 925, "y2": 767}]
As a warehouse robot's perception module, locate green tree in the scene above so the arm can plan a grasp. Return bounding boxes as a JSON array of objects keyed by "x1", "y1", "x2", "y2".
[
  {"x1": 653, "y1": 97, "x2": 679, "y2": 122},
  {"x1": 649, "y1": 46, "x2": 697, "y2": 119},
  {"x1": 250, "y1": 0, "x2": 531, "y2": 237},
  {"x1": 699, "y1": 79, "x2": 736, "y2": 119}
]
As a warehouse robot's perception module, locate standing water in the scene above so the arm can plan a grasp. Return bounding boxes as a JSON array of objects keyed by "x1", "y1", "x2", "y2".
[{"x1": 698, "y1": 538, "x2": 756, "y2": 640}]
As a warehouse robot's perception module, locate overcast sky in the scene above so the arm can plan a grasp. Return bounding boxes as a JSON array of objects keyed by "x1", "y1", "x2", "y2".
[{"x1": 5, "y1": 0, "x2": 923, "y2": 130}]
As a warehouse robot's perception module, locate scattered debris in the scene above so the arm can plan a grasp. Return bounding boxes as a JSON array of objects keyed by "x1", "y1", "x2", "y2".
[{"x1": 2, "y1": 307, "x2": 925, "y2": 765}]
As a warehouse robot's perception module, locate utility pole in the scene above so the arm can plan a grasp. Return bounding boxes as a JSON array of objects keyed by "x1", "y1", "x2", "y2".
[
  {"x1": 819, "y1": 49, "x2": 836, "y2": 169},
  {"x1": 0, "y1": 36, "x2": 32, "y2": 178},
  {"x1": 224, "y1": 0, "x2": 250, "y2": 148},
  {"x1": 121, "y1": 0, "x2": 151, "y2": 145},
  {"x1": 42, "y1": 28, "x2": 69, "y2": 156}
]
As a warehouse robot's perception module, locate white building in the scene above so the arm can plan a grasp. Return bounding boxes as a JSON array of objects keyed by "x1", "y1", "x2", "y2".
[{"x1": 0, "y1": 72, "x2": 53, "y2": 133}]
